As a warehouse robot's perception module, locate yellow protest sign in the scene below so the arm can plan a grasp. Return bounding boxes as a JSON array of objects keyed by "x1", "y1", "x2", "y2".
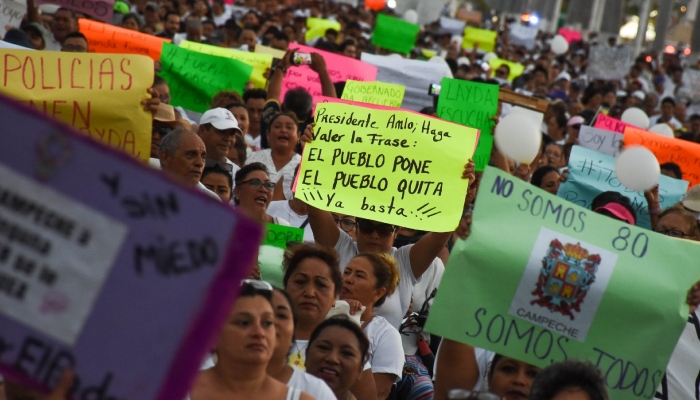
[
  {"x1": 255, "y1": 44, "x2": 285, "y2": 59},
  {"x1": 462, "y1": 26, "x2": 497, "y2": 52},
  {"x1": 0, "y1": 49, "x2": 153, "y2": 161},
  {"x1": 341, "y1": 79, "x2": 405, "y2": 107},
  {"x1": 305, "y1": 18, "x2": 341, "y2": 42},
  {"x1": 296, "y1": 102, "x2": 479, "y2": 231},
  {"x1": 489, "y1": 57, "x2": 525, "y2": 81},
  {"x1": 180, "y1": 41, "x2": 272, "y2": 89}
]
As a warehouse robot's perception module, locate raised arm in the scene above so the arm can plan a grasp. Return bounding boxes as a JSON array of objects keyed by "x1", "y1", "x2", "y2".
[
  {"x1": 267, "y1": 49, "x2": 295, "y2": 102},
  {"x1": 310, "y1": 52, "x2": 338, "y2": 98},
  {"x1": 409, "y1": 161, "x2": 475, "y2": 278},
  {"x1": 300, "y1": 123, "x2": 341, "y2": 247},
  {"x1": 433, "y1": 340, "x2": 480, "y2": 400}
]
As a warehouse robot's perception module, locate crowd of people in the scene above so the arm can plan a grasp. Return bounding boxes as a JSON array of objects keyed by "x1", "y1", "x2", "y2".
[{"x1": 3, "y1": 0, "x2": 700, "y2": 399}]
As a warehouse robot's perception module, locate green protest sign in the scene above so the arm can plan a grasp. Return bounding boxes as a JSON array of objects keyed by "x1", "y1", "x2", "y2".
[
  {"x1": 296, "y1": 101, "x2": 479, "y2": 232},
  {"x1": 158, "y1": 43, "x2": 253, "y2": 113},
  {"x1": 263, "y1": 223, "x2": 304, "y2": 249},
  {"x1": 341, "y1": 80, "x2": 406, "y2": 107},
  {"x1": 425, "y1": 166, "x2": 700, "y2": 400},
  {"x1": 437, "y1": 77, "x2": 498, "y2": 171},
  {"x1": 371, "y1": 14, "x2": 420, "y2": 55}
]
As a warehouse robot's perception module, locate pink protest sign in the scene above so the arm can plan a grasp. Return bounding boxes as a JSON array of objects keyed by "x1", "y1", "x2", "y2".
[
  {"x1": 282, "y1": 44, "x2": 378, "y2": 98},
  {"x1": 558, "y1": 28, "x2": 582, "y2": 44},
  {"x1": 36, "y1": 0, "x2": 114, "y2": 22},
  {"x1": 594, "y1": 113, "x2": 636, "y2": 134}
]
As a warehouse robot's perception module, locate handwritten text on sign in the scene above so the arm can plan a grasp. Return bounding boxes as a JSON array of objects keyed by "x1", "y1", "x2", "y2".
[
  {"x1": 341, "y1": 79, "x2": 405, "y2": 108},
  {"x1": 0, "y1": 49, "x2": 153, "y2": 161},
  {"x1": 578, "y1": 125, "x2": 622, "y2": 157},
  {"x1": 79, "y1": 19, "x2": 170, "y2": 61},
  {"x1": 296, "y1": 102, "x2": 479, "y2": 231},
  {"x1": 0, "y1": 94, "x2": 262, "y2": 400},
  {"x1": 624, "y1": 126, "x2": 700, "y2": 186},
  {"x1": 594, "y1": 113, "x2": 639, "y2": 134}
]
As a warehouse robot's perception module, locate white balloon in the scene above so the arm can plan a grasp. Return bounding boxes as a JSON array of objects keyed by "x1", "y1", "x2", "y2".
[
  {"x1": 495, "y1": 113, "x2": 542, "y2": 164},
  {"x1": 483, "y1": 52, "x2": 497, "y2": 63},
  {"x1": 621, "y1": 108, "x2": 650, "y2": 129},
  {"x1": 649, "y1": 123, "x2": 675, "y2": 137},
  {"x1": 550, "y1": 34, "x2": 569, "y2": 55},
  {"x1": 429, "y1": 55, "x2": 445, "y2": 63},
  {"x1": 403, "y1": 9, "x2": 418, "y2": 24},
  {"x1": 615, "y1": 146, "x2": 660, "y2": 192},
  {"x1": 457, "y1": 56, "x2": 470, "y2": 66}
]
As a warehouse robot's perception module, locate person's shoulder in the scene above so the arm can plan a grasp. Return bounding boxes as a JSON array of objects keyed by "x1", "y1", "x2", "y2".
[
  {"x1": 294, "y1": 370, "x2": 336, "y2": 400},
  {"x1": 267, "y1": 200, "x2": 288, "y2": 214},
  {"x1": 367, "y1": 316, "x2": 400, "y2": 338}
]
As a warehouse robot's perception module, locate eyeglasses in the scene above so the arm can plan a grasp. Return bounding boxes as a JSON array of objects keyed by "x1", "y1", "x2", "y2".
[
  {"x1": 332, "y1": 215, "x2": 357, "y2": 232},
  {"x1": 205, "y1": 159, "x2": 234, "y2": 172},
  {"x1": 447, "y1": 389, "x2": 501, "y2": 400},
  {"x1": 239, "y1": 178, "x2": 276, "y2": 191},
  {"x1": 653, "y1": 228, "x2": 690, "y2": 238},
  {"x1": 241, "y1": 279, "x2": 273, "y2": 291},
  {"x1": 357, "y1": 219, "x2": 396, "y2": 237}
]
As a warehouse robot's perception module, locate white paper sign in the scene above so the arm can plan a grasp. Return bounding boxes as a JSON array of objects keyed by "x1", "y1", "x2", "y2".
[
  {"x1": 361, "y1": 52, "x2": 449, "y2": 111},
  {"x1": 0, "y1": 0, "x2": 26, "y2": 30},
  {"x1": 509, "y1": 24, "x2": 538, "y2": 50},
  {"x1": 587, "y1": 45, "x2": 634, "y2": 81},
  {"x1": 578, "y1": 125, "x2": 622, "y2": 157},
  {"x1": 0, "y1": 164, "x2": 128, "y2": 345},
  {"x1": 439, "y1": 16, "x2": 466, "y2": 35}
]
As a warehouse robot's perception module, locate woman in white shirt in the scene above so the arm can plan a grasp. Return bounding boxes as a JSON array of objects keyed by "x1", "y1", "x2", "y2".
[
  {"x1": 246, "y1": 112, "x2": 301, "y2": 200},
  {"x1": 340, "y1": 253, "x2": 405, "y2": 399},
  {"x1": 268, "y1": 288, "x2": 337, "y2": 400}
]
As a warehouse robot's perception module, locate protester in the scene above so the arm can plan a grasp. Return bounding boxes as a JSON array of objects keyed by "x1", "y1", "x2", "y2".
[
  {"x1": 243, "y1": 89, "x2": 267, "y2": 148},
  {"x1": 159, "y1": 127, "x2": 221, "y2": 201},
  {"x1": 531, "y1": 166, "x2": 562, "y2": 195},
  {"x1": 305, "y1": 317, "x2": 371, "y2": 400},
  {"x1": 60, "y1": 31, "x2": 88, "y2": 52},
  {"x1": 198, "y1": 107, "x2": 243, "y2": 174},
  {"x1": 529, "y1": 360, "x2": 608, "y2": 400},
  {"x1": 266, "y1": 288, "x2": 337, "y2": 400},
  {"x1": 282, "y1": 243, "x2": 377, "y2": 400},
  {"x1": 339, "y1": 253, "x2": 404, "y2": 398},
  {"x1": 201, "y1": 161, "x2": 233, "y2": 202},
  {"x1": 188, "y1": 282, "x2": 314, "y2": 400}
]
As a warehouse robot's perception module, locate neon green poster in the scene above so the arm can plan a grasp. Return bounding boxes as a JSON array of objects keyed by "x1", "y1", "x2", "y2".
[
  {"x1": 341, "y1": 80, "x2": 406, "y2": 108},
  {"x1": 425, "y1": 166, "x2": 700, "y2": 400},
  {"x1": 295, "y1": 101, "x2": 479, "y2": 232}
]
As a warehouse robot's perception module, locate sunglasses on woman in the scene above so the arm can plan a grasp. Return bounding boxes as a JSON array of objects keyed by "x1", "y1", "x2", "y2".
[
  {"x1": 332, "y1": 215, "x2": 357, "y2": 232},
  {"x1": 356, "y1": 219, "x2": 396, "y2": 237},
  {"x1": 239, "y1": 178, "x2": 276, "y2": 191}
]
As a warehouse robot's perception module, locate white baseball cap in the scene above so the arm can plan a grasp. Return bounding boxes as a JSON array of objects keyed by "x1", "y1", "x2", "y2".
[
  {"x1": 200, "y1": 108, "x2": 242, "y2": 133},
  {"x1": 683, "y1": 185, "x2": 700, "y2": 213}
]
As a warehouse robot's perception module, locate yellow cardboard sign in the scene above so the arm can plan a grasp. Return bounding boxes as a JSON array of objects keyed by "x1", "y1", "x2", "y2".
[
  {"x1": 305, "y1": 18, "x2": 341, "y2": 42},
  {"x1": 296, "y1": 102, "x2": 479, "y2": 231},
  {"x1": 255, "y1": 44, "x2": 285, "y2": 59},
  {"x1": 0, "y1": 49, "x2": 153, "y2": 161},
  {"x1": 462, "y1": 26, "x2": 497, "y2": 52},
  {"x1": 489, "y1": 57, "x2": 524, "y2": 81},
  {"x1": 341, "y1": 79, "x2": 405, "y2": 107},
  {"x1": 180, "y1": 41, "x2": 272, "y2": 89}
]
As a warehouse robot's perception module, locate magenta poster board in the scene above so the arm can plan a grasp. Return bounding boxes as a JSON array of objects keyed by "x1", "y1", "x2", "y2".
[
  {"x1": 281, "y1": 44, "x2": 378, "y2": 99},
  {"x1": 0, "y1": 94, "x2": 262, "y2": 399}
]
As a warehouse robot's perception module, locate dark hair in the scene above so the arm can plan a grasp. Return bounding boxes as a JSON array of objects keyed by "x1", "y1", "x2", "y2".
[
  {"x1": 55, "y1": 7, "x2": 77, "y2": 20},
  {"x1": 591, "y1": 191, "x2": 637, "y2": 224},
  {"x1": 202, "y1": 163, "x2": 233, "y2": 196},
  {"x1": 234, "y1": 162, "x2": 268, "y2": 186},
  {"x1": 529, "y1": 360, "x2": 608, "y2": 400},
  {"x1": 239, "y1": 282, "x2": 273, "y2": 303},
  {"x1": 268, "y1": 111, "x2": 299, "y2": 134},
  {"x1": 533, "y1": 65, "x2": 548, "y2": 77},
  {"x1": 531, "y1": 166, "x2": 560, "y2": 188},
  {"x1": 122, "y1": 13, "x2": 143, "y2": 29},
  {"x1": 689, "y1": 114, "x2": 700, "y2": 122},
  {"x1": 282, "y1": 88, "x2": 313, "y2": 120},
  {"x1": 307, "y1": 316, "x2": 370, "y2": 366},
  {"x1": 273, "y1": 287, "x2": 297, "y2": 327},
  {"x1": 153, "y1": 75, "x2": 168, "y2": 87},
  {"x1": 211, "y1": 90, "x2": 243, "y2": 108},
  {"x1": 354, "y1": 253, "x2": 399, "y2": 307},
  {"x1": 64, "y1": 31, "x2": 87, "y2": 41},
  {"x1": 244, "y1": 88, "x2": 268, "y2": 102},
  {"x1": 660, "y1": 162, "x2": 682, "y2": 179},
  {"x1": 282, "y1": 243, "x2": 341, "y2": 296},
  {"x1": 164, "y1": 11, "x2": 180, "y2": 22},
  {"x1": 661, "y1": 96, "x2": 676, "y2": 107},
  {"x1": 553, "y1": 113, "x2": 568, "y2": 129},
  {"x1": 232, "y1": 135, "x2": 247, "y2": 166},
  {"x1": 224, "y1": 102, "x2": 247, "y2": 111},
  {"x1": 338, "y1": 39, "x2": 356, "y2": 54}
]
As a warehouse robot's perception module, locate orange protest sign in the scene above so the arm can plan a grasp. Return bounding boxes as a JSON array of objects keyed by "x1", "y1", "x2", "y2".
[
  {"x1": 79, "y1": 19, "x2": 169, "y2": 60},
  {"x1": 624, "y1": 126, "x2": 700, "y2": 186}
]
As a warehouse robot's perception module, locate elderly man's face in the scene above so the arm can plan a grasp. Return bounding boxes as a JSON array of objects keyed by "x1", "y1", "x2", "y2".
[{"x1": 161, "y1": 132, "x2": 206, "y2": 187}]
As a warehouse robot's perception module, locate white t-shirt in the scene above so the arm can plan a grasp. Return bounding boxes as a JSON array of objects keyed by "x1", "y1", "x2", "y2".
[
  {"x1": 649, "y1": 114, "x2": 683, "y2": 130},
  {"x1": 245, "y1": 149, "x2": 301, "y2": 200},
  {"x1": 213, "y1": 5, "x2": 233, "y2": 26},
  {"x1": 364, "y1": 316, "x2": 404, "y2": 380},
  {"x1": 335, "y1": 230, "x2": 433, "y2": 329},
  {"x1": 432, "y1": 343, "x2": 493, "y2": 392},
  {"x1": 245, "y1": 133, "x2": 262, "y2": 149},
  {"x1": 266, "y1": 200, "x2": 314, "y2": 242},
  {"x1": 656, "y1": 311, "x2": 700, "y2": 399},
  {"x1": 288, "y1": 369, "x2": 337, "y2": 400},
  {"x1": 401, "y1": 259, "x2": 444, "y2": 356}
]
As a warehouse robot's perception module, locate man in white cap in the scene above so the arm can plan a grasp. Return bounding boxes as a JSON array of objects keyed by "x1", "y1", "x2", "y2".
[{"x1": 198, "y1": 107, "x2": 243, "y2": 176}]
